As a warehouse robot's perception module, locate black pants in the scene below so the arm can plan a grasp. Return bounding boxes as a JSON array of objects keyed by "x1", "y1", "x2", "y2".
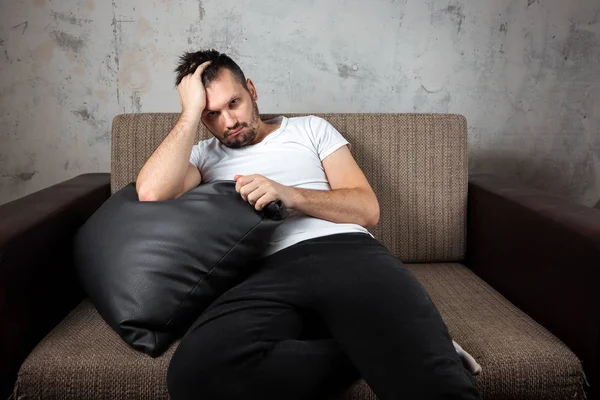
[{"x1": 167, "y1": 233, "x2": 481, "y2": 400}]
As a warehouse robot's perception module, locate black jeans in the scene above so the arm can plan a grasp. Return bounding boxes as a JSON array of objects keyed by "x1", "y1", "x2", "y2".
[{"x1": 167, "y1": 233, "x2": 481, "y2": 400}]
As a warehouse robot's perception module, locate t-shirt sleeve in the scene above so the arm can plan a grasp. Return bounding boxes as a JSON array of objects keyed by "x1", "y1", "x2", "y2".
[
  {"x1": 189, "y1": 143, "x2": 203, "y2": 168},
  {"x1": 308, "y1": 116, "x2": 351, "y2": 161}
]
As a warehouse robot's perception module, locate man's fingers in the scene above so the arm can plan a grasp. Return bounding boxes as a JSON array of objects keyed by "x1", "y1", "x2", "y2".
[
  {"x1": 236, "y1": 174, "x2": 257, "y2": 186},
  {"x1": 193, "y1": 60, "x2": 212, "y2": 77},
  {"x1": 255, "y1": 193, "x2": 276, "y2": 211},
  {"x1": 235, "y1": 175, "x2": 244, "y2": 192},
  {"x1": 235, "y1": 174, "x2": 262, "y2": 194},
  {"x1": 235, "y1": 178, "x2": 246, "y2": 193},
  {"x1": 244, "y1": 184, "x2": 264, "y2": 203}
]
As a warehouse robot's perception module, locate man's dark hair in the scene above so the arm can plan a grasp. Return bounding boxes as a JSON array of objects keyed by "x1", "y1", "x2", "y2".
[{"x1": 174, "y1": 49, "x2": 247, "y2": 89}]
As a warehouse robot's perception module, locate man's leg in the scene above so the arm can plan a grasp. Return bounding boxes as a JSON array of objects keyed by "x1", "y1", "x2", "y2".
[
  {"x1": 167, "y1": 276, "x2": 359, "y2": 400},
  {"x1": 266, "y1": 233, "x2": 482, "y2": 400}
]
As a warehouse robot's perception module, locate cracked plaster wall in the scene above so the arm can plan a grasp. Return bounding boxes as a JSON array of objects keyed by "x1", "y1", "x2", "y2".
[{"x1": 0, "y1": 0, "x2": 599, "y2": 206}]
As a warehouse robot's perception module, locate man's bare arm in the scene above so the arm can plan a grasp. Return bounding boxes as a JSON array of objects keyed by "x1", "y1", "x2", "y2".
[
  {"x1": 136, "y1": 115, "x2": 201, "y2": 201},
  {"x1": 290, "y1": 144, "x2": 379, "y2": 226},
  {"x1": 290, "y1": 186, "x2": 379, "y2": 227},
  {"x1": 136, "y1": 61, "x2": 210, "y2": 201},
  {"x1": 174, "y1": 162, "x2": 202, "y2": 199}
]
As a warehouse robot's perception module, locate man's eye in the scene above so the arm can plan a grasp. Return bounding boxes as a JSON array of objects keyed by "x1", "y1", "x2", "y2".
[
  {"x1": 231, "y1": 98, "x2": 239, "y2": 105},
  {"x1": 207, "y1": 112, "x2": 217, "y2": 117}
]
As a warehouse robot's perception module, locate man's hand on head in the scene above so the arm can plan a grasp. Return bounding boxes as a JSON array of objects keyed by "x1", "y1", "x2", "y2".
[
  {"x1": 177, "y1": 60, "x2": 211, "y2": 119},
  {"x1": 234, "y1": 174, "x2": 296, "y2": 211}
]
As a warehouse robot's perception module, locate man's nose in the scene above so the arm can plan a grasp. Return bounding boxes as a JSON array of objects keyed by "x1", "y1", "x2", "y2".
[{"x1": 223, "y1": 111, "x2": 237, "y2": 129}]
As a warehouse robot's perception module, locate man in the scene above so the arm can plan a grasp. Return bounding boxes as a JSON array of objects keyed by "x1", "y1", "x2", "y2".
[{"x1": 136, "y1": 50, "x2": 481, "y2": 400}]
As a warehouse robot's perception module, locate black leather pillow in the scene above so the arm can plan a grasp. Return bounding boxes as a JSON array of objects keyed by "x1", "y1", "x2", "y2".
[{"x1": 73, "y1": 181, "x2": 287, "y2": 357}]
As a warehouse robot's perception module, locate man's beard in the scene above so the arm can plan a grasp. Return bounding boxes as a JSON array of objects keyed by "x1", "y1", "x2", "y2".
[{"x1": 221, "y1": 100, "x2": 260, "y2": 149}]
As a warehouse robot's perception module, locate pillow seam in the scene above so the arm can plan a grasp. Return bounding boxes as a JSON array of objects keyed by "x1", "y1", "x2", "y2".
[{"x1": 163, "y1": 217, "x2": 267, "y2": 328}]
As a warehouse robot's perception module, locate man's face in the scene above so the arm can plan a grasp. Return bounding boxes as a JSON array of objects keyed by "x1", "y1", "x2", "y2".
[{"x1": 201, "y1": 68, "x2": 260, "y2": 149}]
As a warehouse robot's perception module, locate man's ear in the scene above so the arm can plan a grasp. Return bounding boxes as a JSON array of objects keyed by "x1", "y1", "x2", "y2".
[{"x1": 246, "y1": 78, "x2": 258, "y2": 101}]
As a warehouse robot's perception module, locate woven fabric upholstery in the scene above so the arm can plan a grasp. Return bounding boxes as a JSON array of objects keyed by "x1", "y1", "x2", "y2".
[
  {"x1": 14, "y1": 263, "x2": 586, "y2": 400},
  {"x1": 401, "y1": 263, "x2": 586, "y2": 400},
  {"x1": 111, "y1": 113, "x2": 468, "y2": 263}
]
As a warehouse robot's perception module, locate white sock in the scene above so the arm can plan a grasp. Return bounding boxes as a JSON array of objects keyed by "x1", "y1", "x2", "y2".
[{"x1": 452, "y1": 340, "x2": 482, "y2": 376}]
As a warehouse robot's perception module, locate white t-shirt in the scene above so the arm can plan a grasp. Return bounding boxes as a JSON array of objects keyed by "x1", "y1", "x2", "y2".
[{"x1": 189, "y1": 115, "x2": 373, "y2": 257}]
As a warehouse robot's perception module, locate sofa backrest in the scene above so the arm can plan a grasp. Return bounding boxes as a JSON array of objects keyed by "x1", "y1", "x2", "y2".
[{"x1": 111, "y1": 113, "x2": 468, "y2": 263}]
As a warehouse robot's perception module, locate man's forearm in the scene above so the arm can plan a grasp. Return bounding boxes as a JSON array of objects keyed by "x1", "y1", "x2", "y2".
[
  {"x1": 290, "y1": 187, "x2": 380, "y2": 227},
  {"x1": 136, "y1": 112, "x2": 199, "y2": 201}
]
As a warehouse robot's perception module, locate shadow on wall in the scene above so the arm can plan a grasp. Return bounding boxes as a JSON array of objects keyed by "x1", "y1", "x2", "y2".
[{"x1": 469, "y1": 150, "x2": 598, "y2": 207}]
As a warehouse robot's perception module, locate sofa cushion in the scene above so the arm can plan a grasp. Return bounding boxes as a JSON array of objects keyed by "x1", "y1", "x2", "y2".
[
  {"x1": 13, "y1": 263, "x2": 586, "y2": 400},
  {"x1": 73, "y1": 181, "x2": 287, "y2": 358}
]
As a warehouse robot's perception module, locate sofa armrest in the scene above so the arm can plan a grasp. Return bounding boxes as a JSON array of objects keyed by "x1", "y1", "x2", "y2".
[
  {"x1": 0, "y1": 173, "x2": 111, "y2": 399},
  {"x1": 466, "y1": 173, "x2": 599, "y2": 395}
]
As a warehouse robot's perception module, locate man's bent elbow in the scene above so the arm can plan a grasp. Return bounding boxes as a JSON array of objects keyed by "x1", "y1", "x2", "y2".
[
  {"x1": 368, "y1": 197, "x2": 380, "y2": 227},
  {"x1": 372, "y1": 208, "x2": 380, "y2": 226},
  {"x1": 137, "y1": 184, "x2": 163, "y2": 202},
  {"x1": 363, "y1": 205, "x2": 380, "y2": 228},
  {"x1": 137, "y1": 190, "x2": 158, "y2": 202}
]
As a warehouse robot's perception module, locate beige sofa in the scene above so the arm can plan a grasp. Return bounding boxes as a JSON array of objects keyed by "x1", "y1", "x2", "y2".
[{"x1": 3, "y1": 113, "x2": 597, "y2": 399}]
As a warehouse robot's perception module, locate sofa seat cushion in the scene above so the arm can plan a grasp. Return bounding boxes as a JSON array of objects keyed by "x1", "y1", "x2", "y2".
[{"x1": 14, "y1": 263, "x2": 586, "y2": 400}]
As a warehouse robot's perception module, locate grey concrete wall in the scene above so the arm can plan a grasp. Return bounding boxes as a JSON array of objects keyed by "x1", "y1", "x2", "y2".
[{"x1": 1, "y1": 0, "x2": 599, "y2": 206}]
